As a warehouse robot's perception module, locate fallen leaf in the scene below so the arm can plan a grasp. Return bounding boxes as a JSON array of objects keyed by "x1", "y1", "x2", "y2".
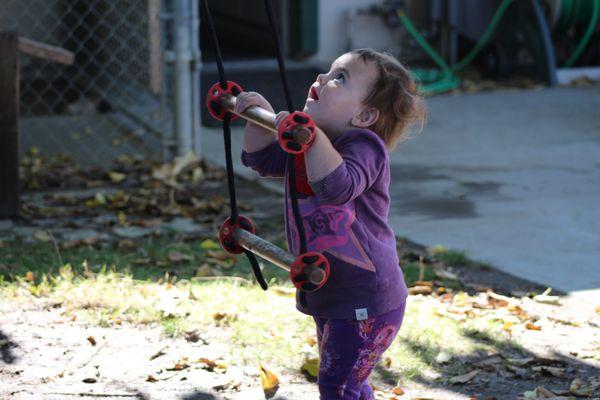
[
  {"x1": 82, "y1": 377, "x2": 97, "y2": 383},
  {"x1": 34, "y1": 230, "x2": 51, "y2": 242},
  {"x1": 108, "y1": 171, "x2": 126, "y2": 183},
  {"x1": 117, "y1": 239, "x2": 137, "y2": 251},
  {"x1": 167, "y1": 358, "x2": 189, "y2": 371},
  {"x1": 435, "y1": 351, "x2": 452, "y2": 364},
  {"x1": 570, "y1": 378, "x2": 595, "y2": 397},
  {"x1": 206, "y1": 250, "x2": 236, "y2": 262},
  {"x1": 272, "y1": 287, "x2": 295, "y2": 297},
  {"x1": 168, "y1": 251, "x2": 194, "y2": 262},
  {"x1": 196, "y1": 264, "x2": 218, "y2": 277},
  {"x1": 87, "y1": 336, "x2": 96, "y2": 346},
  {"x1": 200, "y1": 239, "x2": 221, "y2": 250},
  {"x1": 25, "y1": 271, "x2": 35, "y2": 282},
  {"x1": 525, "y1": 322, "x2": 542, "y2": 331},
  {"x1": 146, "y1": 375, "x2": 157, "y2": 382},
  {"x1": 532, "y1": 366, "x2": 565, "y2": 377},
  {"x1": 301, "y1": 354, "x2": 319, "y2": 378},
  {"x1": 449, "y1": 370, "x2": 479, "y2": 384},
  {"x1": 259, "y1": 362, "x2": 280, "y2": 398},
  {"x1": 409, "y1": 285, "x2": 433, "y2": 295},
  {"x1": 149, "y1": 347, "x2": 167, "y2": 360},
  {"x1": 533, "y1": 288, "x2": 561, "y2": 305},
  {"x1": 197, "y1": 357, "x2": 227, "y2": 372},
  {"x1": 391, "y1": 386, "x2": 404, "y2": 396}
]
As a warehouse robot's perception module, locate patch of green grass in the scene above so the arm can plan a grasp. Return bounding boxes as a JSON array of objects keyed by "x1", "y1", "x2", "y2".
[
  {"x1": 401, "y1": 262, "x2": 438, "y2": 285},
  {"x1": 0, "y1": 236, "x2": 294, "y2": 286},
  {"x1": 430, "y1": 245, "x2": 469, "y2": 266},
  {"x1": 0, "y1": 267, "x2": 514, "y2": 382}
]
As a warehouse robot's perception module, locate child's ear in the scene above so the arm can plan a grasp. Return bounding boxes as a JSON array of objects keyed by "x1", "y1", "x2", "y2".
[{"x1": 351, "y1": 107, "x2": 380, "y2": 128}]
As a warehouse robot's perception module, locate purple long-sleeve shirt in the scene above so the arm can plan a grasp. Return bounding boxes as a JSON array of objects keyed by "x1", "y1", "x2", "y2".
[{"x1": 241, "y1": 128, "x2": 408, "y2": 320}]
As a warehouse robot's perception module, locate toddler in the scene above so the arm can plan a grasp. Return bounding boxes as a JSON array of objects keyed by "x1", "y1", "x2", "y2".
[{"x1": 237, "y1": 48, "x2": 425, "y2": 400}]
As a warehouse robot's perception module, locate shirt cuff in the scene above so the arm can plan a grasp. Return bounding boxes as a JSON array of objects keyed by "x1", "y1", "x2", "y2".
[{"x1": 241, "y1": 142, "x2": 277, "y2": 167}]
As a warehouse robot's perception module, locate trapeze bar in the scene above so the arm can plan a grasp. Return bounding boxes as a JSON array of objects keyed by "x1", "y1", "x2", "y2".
[
  {"x1": 220, "y1": 93, "x2": 313, "y2": 145},
  {"x1": 232, "y1": 227, "x2": 327, "y2": 285}
]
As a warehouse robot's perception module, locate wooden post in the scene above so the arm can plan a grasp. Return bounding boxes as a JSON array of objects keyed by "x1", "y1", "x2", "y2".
[{"x1": 0, "y1": 32, "x2": 20, "y2": 218}]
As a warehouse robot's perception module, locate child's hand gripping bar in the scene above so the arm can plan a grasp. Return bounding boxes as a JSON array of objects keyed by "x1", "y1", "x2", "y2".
[
  {"x1": 219, "y1": 217, "x2": 330, "y2": 292},
  {"x1": 206, "y1": 81, "x2": 316, "y2": 154}
]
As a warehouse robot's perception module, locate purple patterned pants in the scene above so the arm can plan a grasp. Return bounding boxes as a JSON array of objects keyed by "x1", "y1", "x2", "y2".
[{"x1": 313, "y1": 303, "x2": 406, "y2": 400}]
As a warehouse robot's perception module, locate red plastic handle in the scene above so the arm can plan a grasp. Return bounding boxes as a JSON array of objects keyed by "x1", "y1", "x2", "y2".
[
  {"x1": 277, "y1": 111, "x2": 316, "y2": 154},
  {"x1": 290, "y1": 252, "x2": 330, "y2": 292},
  {"x1": 219, "y1": 216, "x2": 255, "y2": 254},
  {"x1": 206, "y1": 81, "x2": 243, "y2": 121}
]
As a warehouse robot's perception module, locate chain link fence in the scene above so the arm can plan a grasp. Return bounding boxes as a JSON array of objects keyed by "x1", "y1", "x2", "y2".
[{"x1": 0, "y1": 0, "x2": 172, "y2": 168}]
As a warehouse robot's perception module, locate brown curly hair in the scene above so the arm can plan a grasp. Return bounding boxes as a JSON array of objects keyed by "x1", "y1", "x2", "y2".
[{"x1": 350, "y1": 48, "x2": 426, "y2": 150}]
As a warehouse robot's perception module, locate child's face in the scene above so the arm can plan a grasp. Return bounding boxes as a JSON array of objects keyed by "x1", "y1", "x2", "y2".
[{"x1": 303, "y1": 53, "x2": 378, "y2": 138}]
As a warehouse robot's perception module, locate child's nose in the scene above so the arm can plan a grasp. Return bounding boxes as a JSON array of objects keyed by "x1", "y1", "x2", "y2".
[{"x1": 316, "y1": 73, "x2": 325, "y2": 84}]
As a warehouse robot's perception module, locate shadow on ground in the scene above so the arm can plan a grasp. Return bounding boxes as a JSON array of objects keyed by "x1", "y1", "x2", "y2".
[
  {"x1": 374, "y1": 327, "x2": 599, "y2": 398},
  {"x1": 0, "y1": 329, "x2": 17, "y2": 364}
]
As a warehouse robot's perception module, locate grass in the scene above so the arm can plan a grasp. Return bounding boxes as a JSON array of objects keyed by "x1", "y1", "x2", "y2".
[{"x1": 0, "y1": 258, "x2": 516, "y2": 386}]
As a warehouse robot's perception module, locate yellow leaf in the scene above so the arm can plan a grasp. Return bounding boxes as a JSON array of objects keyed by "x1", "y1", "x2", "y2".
[
  {"x1": 34, "y1": 230, "x2": 51, "y2": 242},
  {"x1": 391, "y1": 386, "x2": 404, "y2": 395},
  {"x1": 301, "y1": 354, "x2": 319, "y2": 378},
  {"x1": 108, "y1": 171, "x2": 126, "y2": 183},
  {"x1": 118, "y1": 211, "x2": 127, "y2": 226},
  {"x1": 305, "y1": 337, "x2": 317, "y2": 347},
  {"x1": 200, "y1": 239, "x2": 221, "y2": 250},
  {"x1": 503, "y1": 321, "x2": 515, "y2": 331},
  {"x1": 94, "y1": 192, "x2": 107, "y2": 205},
  {"x1": 259, "y1": 362, "x2": 280, "y2": 398},
  {"x1": 25, "y1": 271, "x2": 35, "y2": 282},
  {"x1": 525, "y1": 322, "x2": 542, "y2": 331}
]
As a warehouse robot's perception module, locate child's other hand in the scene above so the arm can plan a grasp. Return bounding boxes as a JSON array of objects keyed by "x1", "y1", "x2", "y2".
[
  {"x1": 235, "y1": 91, "x2": 275, "y2": 114},
  {"x1": 275, "y1": 111, "x2": 290, "y2": 131}
]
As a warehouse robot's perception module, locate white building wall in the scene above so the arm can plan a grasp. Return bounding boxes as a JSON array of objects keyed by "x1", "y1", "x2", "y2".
[{"x1": 308, "y1": 0, "x2": 400, "y2": 67}]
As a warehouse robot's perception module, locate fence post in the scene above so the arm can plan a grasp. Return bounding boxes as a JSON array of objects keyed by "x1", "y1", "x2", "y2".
[
  {"x1": 191, "y1": 0, "x2": 203, "y2": 159},
  {"x1": 174, "y1": 0, "x2": 194, "y2": 157},
  {"x1": 0, "y1": 32, "x2": 20, "y2": 219}
]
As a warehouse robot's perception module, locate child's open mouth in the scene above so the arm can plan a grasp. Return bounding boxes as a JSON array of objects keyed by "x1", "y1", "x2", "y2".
[{"x1": 309, "y1": 86, "x2": 319, "y2": 101}]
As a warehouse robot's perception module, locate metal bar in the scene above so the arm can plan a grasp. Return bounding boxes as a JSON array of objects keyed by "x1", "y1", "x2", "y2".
[
  {"x1": 233, "y1": 228, "x2": 326, "y2": 285},
  {"x1": 174, "y1": 0, "x2": 193, "y2": 156},
  {"x1": 191, "y1": 0, "x2": 202, "y2": 159},
  {"x1": 234, "y1": 228, "x2": 295, "y2": 270},
  {"x1": 219, "y1": 93, "x2": 312, "y2": 144}
]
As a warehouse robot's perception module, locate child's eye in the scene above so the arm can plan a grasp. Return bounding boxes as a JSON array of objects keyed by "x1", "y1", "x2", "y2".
[{"x1": 334, "y1": 73, "x2": 345, "y2": 82}]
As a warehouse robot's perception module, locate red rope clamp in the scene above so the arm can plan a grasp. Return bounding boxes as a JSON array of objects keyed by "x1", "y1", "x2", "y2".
[
  {"x1": 278, "y1": 111, "x2": 316, "y2": 154},
  {"x1": 206, "y1": 81, "x2": 243, "y2": 121},
  {"x1": 219, "y1": 216, "x2": 255, "y2": 254},
  {"x1": 291, "y1": 252, "x2": 330, "y2": 292}
]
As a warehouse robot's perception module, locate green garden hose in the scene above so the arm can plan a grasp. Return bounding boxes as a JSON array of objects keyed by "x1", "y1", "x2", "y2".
[
  {"x1": 563, "y1": 0, "x2": 600, "y2": 67},
  {"x1": 397, "y1": 0, "x2": 514, "y2": 94}
]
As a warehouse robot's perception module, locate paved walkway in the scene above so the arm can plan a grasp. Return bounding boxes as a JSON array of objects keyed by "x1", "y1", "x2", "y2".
[{"x1": 201, "y1": 86, "x2": 600, "y2": 297}]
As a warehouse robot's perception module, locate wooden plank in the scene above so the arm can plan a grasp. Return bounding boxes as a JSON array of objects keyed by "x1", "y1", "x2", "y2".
[
  {"x1": 0, "y1": 32, "x2": 20, "y2": 218},
  {"x1": 17, "y1": 36, "x2": 74, "y2": 65}
]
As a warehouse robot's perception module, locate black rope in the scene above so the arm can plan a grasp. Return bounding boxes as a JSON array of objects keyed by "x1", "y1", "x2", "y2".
[
  {"x1": 201, "y1": 0, "x2": 226, "y2": 89},
  {"x1": 264, "y1": 0, "x2": 308, "y2": 255},
  {"x1": 202, "y1": 0, "x2": 267, "y2": 290},
  {"x1": 264, "y1": 0, "x2": 294, "y2": 112}
]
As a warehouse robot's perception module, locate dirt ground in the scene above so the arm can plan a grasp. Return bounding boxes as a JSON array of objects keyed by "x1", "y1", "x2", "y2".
[{"x1": 1, "y1": 167, "x2": 599, "y2": 400}]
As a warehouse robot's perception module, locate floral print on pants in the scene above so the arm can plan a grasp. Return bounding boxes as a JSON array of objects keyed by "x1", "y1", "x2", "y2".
[{"x1": 313, "y1": 304, "x2": 406, "y2": 400}]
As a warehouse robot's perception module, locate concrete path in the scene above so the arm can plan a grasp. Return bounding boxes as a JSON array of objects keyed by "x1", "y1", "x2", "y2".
[{"x1": 201, "y1": 86, "x2": 600, "y2": 296}]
